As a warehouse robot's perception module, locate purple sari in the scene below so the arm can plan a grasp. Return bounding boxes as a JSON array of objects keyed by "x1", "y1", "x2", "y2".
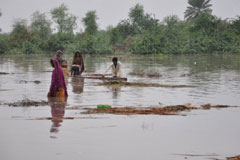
[{"x1": 48, "y1": 59, "x2": 68, "y2": 97}]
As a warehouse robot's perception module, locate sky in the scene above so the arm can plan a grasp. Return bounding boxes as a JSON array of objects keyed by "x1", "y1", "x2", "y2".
[{"x1": 0, "y1": 0, "x2": 239, "y2": 33}]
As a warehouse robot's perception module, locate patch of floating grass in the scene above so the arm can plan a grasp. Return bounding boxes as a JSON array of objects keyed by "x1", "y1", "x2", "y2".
[
  {"x1": 82, "y1": 104, "x2": 238, "y2": 115},
  {"x1": 98, "y1": 81, "x2": 195, "y2": 88},
  {"x1": 5, "y1": 99, "x2": 48, "y2": 107}
]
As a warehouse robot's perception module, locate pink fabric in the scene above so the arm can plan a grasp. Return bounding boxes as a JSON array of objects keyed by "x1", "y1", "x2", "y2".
[{"x1": 49, "y1": 59, "x2": 68, "y2": 97}]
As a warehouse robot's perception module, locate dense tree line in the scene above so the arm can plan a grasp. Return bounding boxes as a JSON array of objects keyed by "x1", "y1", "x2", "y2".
[{"x1": 0, "y1": 0, "x2": 240, "y2": 55}]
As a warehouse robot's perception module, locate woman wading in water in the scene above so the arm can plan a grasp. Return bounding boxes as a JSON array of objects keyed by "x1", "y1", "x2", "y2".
[
  {"x1": 48, "y1": 59, "x2": 68, "y2": 97},
  {"x1": 71, "y1": 51, "x2": 85, "y2": 76}
]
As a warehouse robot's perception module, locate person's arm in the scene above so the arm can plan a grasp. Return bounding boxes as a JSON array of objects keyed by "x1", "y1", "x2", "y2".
[
  {"x1": 80, "y1": 59, "x2": 85, "y2": 73},
  {"x1": 104, "y1": 64, "x2": 112, "y2": 76}
]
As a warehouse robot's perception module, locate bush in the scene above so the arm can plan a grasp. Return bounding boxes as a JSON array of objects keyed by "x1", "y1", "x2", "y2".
[{"x1": 0, "y1": 34, "x2": 10, "y2": 54}]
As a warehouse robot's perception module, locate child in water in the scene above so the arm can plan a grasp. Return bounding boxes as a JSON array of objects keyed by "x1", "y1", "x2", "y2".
[{"x1": 61, "y1": 60, "x2": 69, "y2": 84}]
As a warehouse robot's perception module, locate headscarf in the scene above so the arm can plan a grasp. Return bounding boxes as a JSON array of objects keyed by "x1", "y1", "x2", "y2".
[{"x1": 49, "y1": 59, "x2": 68, "y2": 97}]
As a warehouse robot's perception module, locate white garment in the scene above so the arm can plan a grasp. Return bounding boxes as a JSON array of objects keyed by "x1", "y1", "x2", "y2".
[{"x1": 104, "y1": 61, "x2": 122, "y2": 77}]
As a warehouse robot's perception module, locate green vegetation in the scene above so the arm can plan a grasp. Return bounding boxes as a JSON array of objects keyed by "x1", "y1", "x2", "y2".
[
  {"x1": 0, "y1": 0, "x2": 240, "y2": 55},
  {"x1": 184, "y1": 0, "x2": 212, "y2": 20},
  {"x1": 82, "y1": 11, "x2": 98, "y2": 35}
]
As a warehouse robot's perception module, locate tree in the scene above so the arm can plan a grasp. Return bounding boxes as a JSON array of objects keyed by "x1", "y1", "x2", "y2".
[
  {"x1": 9, "y1": 19, "x2": 32, "y2": 48},
  {"x1": 30, "y1": 11, "x2": 52, "y2": 39},
  {"x1": 51, "y1": 4, "x2": 77, "y2": 34},
  {"x1": 129, "y1": 3, "x2": 145, "y2": 31},
  {"x1": 82, "y1": 11, "x2": 98, "y2": 35},
  {"x1": 0, "y1": 10, "x2": 2, "y2": 32},
  {"x1": 184, "y1": 0, "x2": 212, "y2": 20},
  {"x1": 163, "y1": 15, "x2": 180, "y2": 29},
  {"x1": 232, "y1": 16, "x2": 240, "y2": 34},
  {"x1": 129, "y1": 3, "x2": 159, "y2": 32}
]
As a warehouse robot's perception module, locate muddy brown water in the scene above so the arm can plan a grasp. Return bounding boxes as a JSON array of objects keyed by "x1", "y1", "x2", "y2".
[{"x1": 0, "y1": 53, "x2": 240, "y2": 160}]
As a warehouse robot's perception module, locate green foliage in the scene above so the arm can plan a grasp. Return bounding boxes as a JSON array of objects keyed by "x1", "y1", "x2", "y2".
[
  {"x1": 1, "y1": 3, "x2": 240, "y2": 55},
  {"x1": 9, "y1": 19, "x2": 32, "y2": 48},
  {"x1": 82, "y1": 11, "x2": 98, "y2": 35},
  {"x1": 114, "y1": 20, "x2": 136, "y2": 43},
  {"x1": 0, "y1": 10, "x2": 2, "y2": 32},
  {"x1": 46, "y1": 32, "x2": 75, "y2": 52},
  {"x1": 76, "y1": 32, "x2": 113, "y2": 54},
  {"x1": 129, "y1": 27, "x2": 164, "y2": 54},
  {"x1": 30, "y1": 11, "x2": 52, "y2": 39},
  {"x1": 231, "y1": 16, "x2": 240, "y2": 35},
  {"x1": 185, "y1": 0, "x2": 212, "y2": 20},
  {"x1": 0, "y1": 34, "x2": 9, "y2": 54},
  {"x1": 51, "y1": 4, "x2": 77, "y2": 34},
  {"x1": 129, "y1": 3, "x2": 159, "y2": 32}
]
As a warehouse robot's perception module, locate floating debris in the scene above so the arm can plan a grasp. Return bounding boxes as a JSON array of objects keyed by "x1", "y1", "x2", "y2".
[
  {"x1": 128, "y1": 72, "x2": 145, "y2": 77},
  {"x1": 85, "y1": 73, "x2": 111, "y2": 77},
  {"x1": 0, "y1": 72, "x2": 9, "y2": 75},
  {"x1": 19, "y1": 80, "x2": 41, "y2": 84},
  {"x1": 84, "y1": 70, "x2": 94, "y2": 73},
  {"x1": 146, "y1": 73, "x2": 162, "y2": 78},
  {"x1": 6, "y1": 99, "x2": 48, "y2": 107},
  {"x1": 0, "y1": 89, "x2": 13, "y2": 91},
  {"x1": 27, "y1": 117, "x2": 106, "y2": 120},
  {"x1": 84, "y1": 76, "x2": 127, "y2": 81},
  {"x1": 19, "y1": 80, "x2": 28, "y2": 84},
  {"x1": 97, "y1": 104, "x2": 111, "y2": 109},
  {"x1": 82, "y1": 104, "x2": 238, "y2": 115},
  {"x1": 83, "y1": 105, "x2": 198, "y2": 115},
  {"x1": 30, "y1": 117, "x2": 74, "y2": 120},
  {"x1": 33, "y1": 80, "x2": 41, "y2": 84},
  {"x1": 172, "y1": 153, "x2": 219, "y2": 157},
  {"x1": 128, "y1": 72, "x2": 162, "y2": 78},
  {"x1": 201, "y1": 104, "x2": 238, "y2": 110},
  {"x1": 98, "y1": 81, "x2": 195, "y2": 88},
  {"x1": 227, "y1": 155, "x2": 240, "y2": 160}
]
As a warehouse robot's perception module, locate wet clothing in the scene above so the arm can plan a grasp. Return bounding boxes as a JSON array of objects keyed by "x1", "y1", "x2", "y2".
[
  {"x1": 105, "y1": 61, "x2": 122, "y2": 77},
  {"x1": 71, "y1": 57, "x2": 85, "y2": 75},
  {"x1": 48, "y1": 59, "x2": 68, "y2": 97},
  {"x1": 61, "y1": 67, "x2": 69, "y2": 85}
]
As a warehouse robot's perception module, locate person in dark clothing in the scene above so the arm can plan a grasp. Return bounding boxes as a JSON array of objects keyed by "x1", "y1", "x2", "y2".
[{"x1": 71, "y1": 51, "x2": 85, "y2": 76}]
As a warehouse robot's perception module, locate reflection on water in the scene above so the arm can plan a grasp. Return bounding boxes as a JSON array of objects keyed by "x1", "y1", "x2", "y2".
[
  {"x1": 108, "y1": 85, "x2": 121, "y2": 99},
  {"x1": 0, "y1": 53, "x2": 240, "y2": 106},
  {"x1": 48, "y1": 97, "x2": 67, "y2": 133},
  {"x1": 71, "y1": 76, "x2": 84, "y2": 94},
  {"x1": 0, "y1": 54, "x2": 240, "y2": 160}
]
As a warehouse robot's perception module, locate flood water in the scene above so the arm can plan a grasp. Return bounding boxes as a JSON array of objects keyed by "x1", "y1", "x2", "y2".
[{"x1": 0, "y1": 53, "x2": 240, "y2": 160}]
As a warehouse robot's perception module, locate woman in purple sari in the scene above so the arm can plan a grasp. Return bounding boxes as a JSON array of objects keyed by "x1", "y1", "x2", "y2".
[{"x1": 48, "y1": 59, "x2": 68, "y2": 97}]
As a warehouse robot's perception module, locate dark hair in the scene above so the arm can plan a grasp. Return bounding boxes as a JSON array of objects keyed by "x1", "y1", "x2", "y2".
[
  {"x1": 112, "y1": 57, "x2": 118, "y2": 62},
  {"x1": 74, "y1": 51, "x2": 82, "y2": 58}
]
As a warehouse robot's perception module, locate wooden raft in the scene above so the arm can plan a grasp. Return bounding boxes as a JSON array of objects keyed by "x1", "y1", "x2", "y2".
[{"x1": 82, "y1": 73, "x2": 127, "y2": 81}]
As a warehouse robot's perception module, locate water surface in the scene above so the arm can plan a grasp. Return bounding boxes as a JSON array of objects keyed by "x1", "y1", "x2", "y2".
[{"x1": 0, "y1": 53, "x2": 240, "y2": 160}]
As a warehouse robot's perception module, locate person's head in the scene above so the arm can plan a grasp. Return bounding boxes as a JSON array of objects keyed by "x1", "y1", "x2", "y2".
[
  {"x1": 112, "y1": 57, "x2": 118, "y2": 65},
  {"x1": 74, "y1": 51, "x2": 82, "y2": 58},
  {"x1": 62, "y1": 60, "x2": 68, "y2": 68},
  {"x1": 56, "y1": 50, "x2": 63, "y2": 58}
]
